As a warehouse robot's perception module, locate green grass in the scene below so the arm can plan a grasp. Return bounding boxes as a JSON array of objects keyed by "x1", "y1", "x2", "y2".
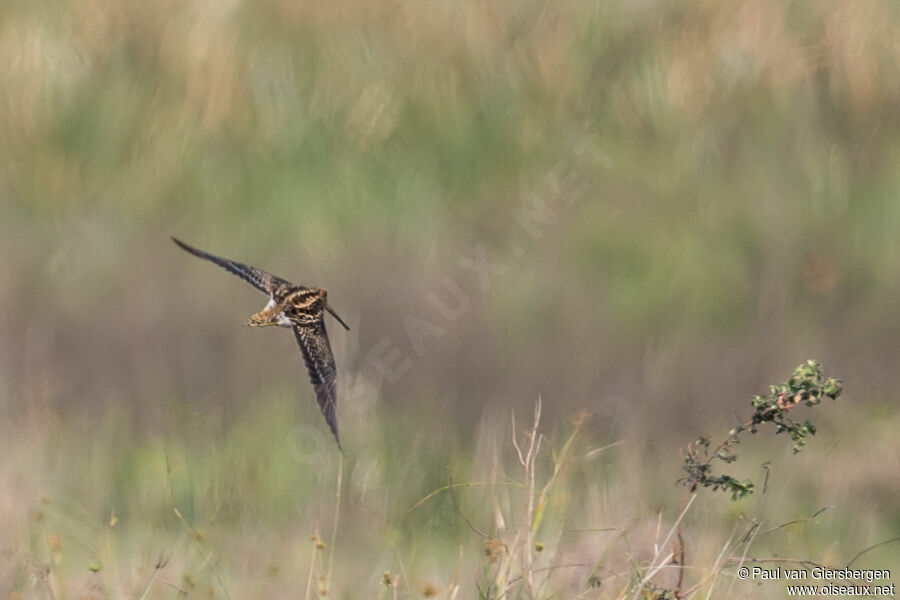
[{"x1": 2, "y1": 391, "x2": 897, "y2": 599}]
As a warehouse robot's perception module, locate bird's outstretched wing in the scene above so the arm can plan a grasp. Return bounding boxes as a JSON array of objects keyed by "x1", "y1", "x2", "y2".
[
  {"x1": 292, "y1": 320, "x2": 342, "y2": 451},
  {"x1": 172, "y1": 237, "x2": 289, "y2": 296}
]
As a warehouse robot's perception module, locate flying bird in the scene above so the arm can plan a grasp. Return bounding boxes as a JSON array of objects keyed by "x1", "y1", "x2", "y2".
[{"x1": 172, "y1": 237, "x2": 350, "y2": 450}]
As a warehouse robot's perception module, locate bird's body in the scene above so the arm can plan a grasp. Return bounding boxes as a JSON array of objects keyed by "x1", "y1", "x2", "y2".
[{"x1": 172, "y1": 237, "x2": 349, "y2": 450}]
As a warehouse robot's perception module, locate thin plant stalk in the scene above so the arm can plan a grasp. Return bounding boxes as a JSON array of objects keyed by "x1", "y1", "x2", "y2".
[{"x1": 326, "y1": 455, "x2": 343, "y2": 595}]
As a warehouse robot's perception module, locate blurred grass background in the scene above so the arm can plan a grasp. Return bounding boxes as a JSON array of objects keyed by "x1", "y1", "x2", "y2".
[{"x1": 1, "y1": 0, "x2": 899, "y2": 597}]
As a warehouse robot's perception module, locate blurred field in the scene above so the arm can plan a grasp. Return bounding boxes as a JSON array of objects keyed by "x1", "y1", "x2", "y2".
[{"x1": 1, "y1": 0, "x2": 899, "y2": 598}]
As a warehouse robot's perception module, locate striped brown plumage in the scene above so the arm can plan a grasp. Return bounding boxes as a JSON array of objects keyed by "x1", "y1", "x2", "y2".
[{"x1": 172, "y1": 237, "x2": 349, "y2": 451}]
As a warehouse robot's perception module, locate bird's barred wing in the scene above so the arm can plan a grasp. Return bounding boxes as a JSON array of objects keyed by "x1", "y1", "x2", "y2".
[
  {"x1": 292, "y1": 320, "x2": 342, "y2": 451},
  {"x1": 172, "y1": 237, "x2": 289, "y2": 296}
]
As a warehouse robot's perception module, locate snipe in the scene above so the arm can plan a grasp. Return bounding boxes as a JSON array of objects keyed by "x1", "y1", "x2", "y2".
[{"x1": 173, "y1": 237, "x2": 350, "y2": 450}]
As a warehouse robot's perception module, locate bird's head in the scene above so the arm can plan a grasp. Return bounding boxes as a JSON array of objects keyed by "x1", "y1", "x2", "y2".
[{"x1": 317, "y1": 287, "x2": 351, "y2": 331}]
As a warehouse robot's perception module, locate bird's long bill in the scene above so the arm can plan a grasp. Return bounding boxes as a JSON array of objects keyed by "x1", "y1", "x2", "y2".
[{"x1": 326, "y1": 305, "x2": 351, "y2": 331}]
